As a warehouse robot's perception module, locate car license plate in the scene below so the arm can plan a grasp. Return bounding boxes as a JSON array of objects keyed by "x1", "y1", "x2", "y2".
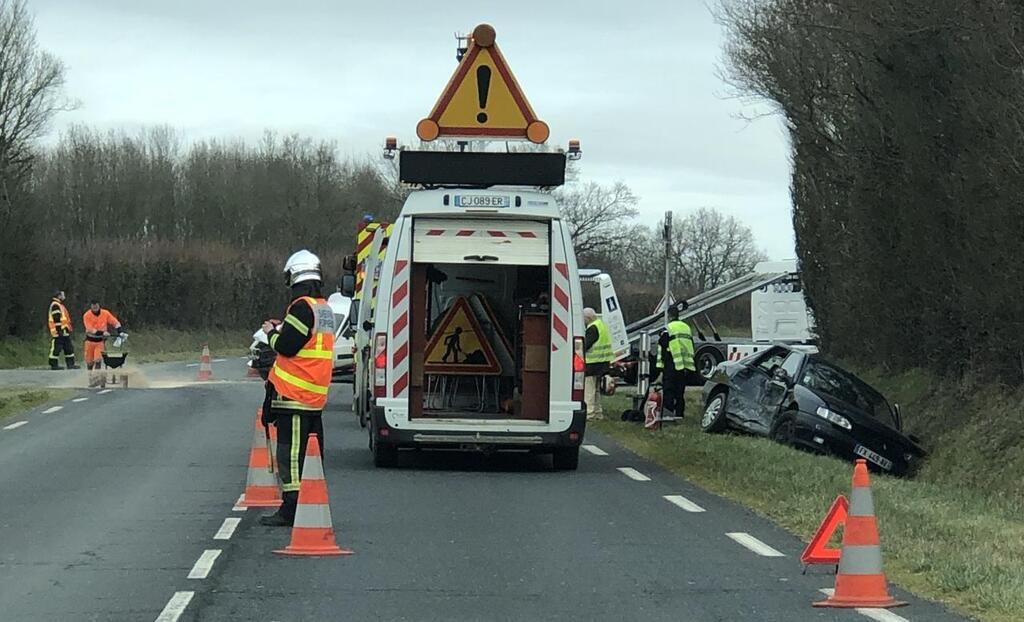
[
  {"x1": 455, "y1": 194, "x2": 510, "y2": 208},
  {"x1": 854, "y1": 444, "x2": 893, "y2": 471}
]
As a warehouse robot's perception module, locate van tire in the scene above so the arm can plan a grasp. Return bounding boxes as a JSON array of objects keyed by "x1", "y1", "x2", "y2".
[
  {"x1": 373, "y1": 440, "x2": 398, "y2": 468},
  {"x1": 552, "y1": 447, "x2": 579, "y2": 471}
]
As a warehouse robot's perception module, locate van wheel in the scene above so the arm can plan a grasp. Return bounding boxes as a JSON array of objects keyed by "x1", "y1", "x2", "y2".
[
  {"x1": 373, "y1": 440, "x2": 398, "y2": 468},
  {"x1": 696, "y1": 347, "x2": 725, "y2": 381},
  {"x1": 701, "y1": 391, "x2": 728, "y2": 433},
  {"x1": 358, "y1": 391, "x2": 371, "y2": 428},
  {"x1": 552, "y1": 447, "x2": 579, "y2": 471}
]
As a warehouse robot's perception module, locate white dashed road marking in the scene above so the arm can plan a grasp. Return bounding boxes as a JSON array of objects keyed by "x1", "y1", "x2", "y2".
[
  {"x1": 726, "y1": 532, "x2": 785, "y2": 557},
  {"x1": 232, "y1": 494, "x2": 247, "y2": 512},
  {"x1": 818, "y1": 589, "x2": 910, "y2": 622},
  {"x1": 185, "y1": 363, "x2": 199, "y2": 368},
  {"x1": 187, "y1": 549, "x2": 222, "y2": 579},
  {"x1": 617, "y1": 467, "x2": 651, "y2": 482},
  {"x1": 72, "y1": 397, "x2": 88, "y2": 403},
  {"x1": 42, "y1": 406, "x2": 62, "y2": 414},
  {"x1": 664, "y1": 494, "x2": 706, "y2": 512},
  {"x1": 155, "y1": 591, "x2": 194, "y2": 622},
  {"x1": 98, "y1": 389, "x2": 113, "y2": 395},
  {"x1": 582, "y1": 444, "x2": 608, "y2": 456},
  {"x1": 3, "y1": 421, "x2": 27, "y2": 431},
  {"x1": 214, "y1": 517, "x2": 241, "y2": 540},
  {"x1": 212, "y1": 358, "x2": 226, "y2": 363}
]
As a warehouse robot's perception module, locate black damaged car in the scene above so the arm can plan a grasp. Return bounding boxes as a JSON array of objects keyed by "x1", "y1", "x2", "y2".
[{"x1": 700, "y1": 345, "x2": 926, "y2": 476}]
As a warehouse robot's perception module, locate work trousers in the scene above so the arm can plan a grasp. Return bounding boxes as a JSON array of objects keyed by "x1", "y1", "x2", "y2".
[
  {"x1": 584, "y1": 374, "x2": 604, "y2": 419},
  {"x1": 662, "y1": 368, "x2": 688, "y2": 419},
  {"x1": 49, "y1": 335, "x2": 76, "y2": 368},
  {"x1": 273, "y1": 410, "x2": 324, "y2": 519}
]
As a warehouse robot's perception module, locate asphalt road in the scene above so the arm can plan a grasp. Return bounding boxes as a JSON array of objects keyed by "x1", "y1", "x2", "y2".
[{"x1": 0, "y1": 361, "x2": 969, "y2": 622}]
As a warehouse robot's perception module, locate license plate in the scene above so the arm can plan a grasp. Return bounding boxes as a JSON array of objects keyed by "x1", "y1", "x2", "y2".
[
  {"x1": 854, "y1": 444, "x2": 893, "y2": 471},
  {"x1": 455, "y1": 194, "x2": 509, "y2": 208}
]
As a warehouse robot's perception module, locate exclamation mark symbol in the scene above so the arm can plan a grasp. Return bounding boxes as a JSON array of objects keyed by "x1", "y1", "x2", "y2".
[{"x1": 476, "y1": 65, "x2": 491, "y2": 124}]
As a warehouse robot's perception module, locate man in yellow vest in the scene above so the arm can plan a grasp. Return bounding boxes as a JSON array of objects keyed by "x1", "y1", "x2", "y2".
[
  {"x1": 657, "y1": 304, "x2": 696, "y2": 419},
  {"x1": 47, "y1": 290, "x2": 78, "y2": 370},
  {"x1": 583, "y1": 307, "x2": 613, "y2": 420},
  {"x1": 259, "y1": 250, "x2": 335, "y2": 527}
]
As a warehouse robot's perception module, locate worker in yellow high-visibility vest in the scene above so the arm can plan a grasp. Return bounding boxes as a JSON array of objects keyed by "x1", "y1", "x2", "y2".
[
  {"x1": 657, "y1": 304, "x2": 695, "y2": 419},
  {"x1": 583, "y1": 307, "x2": 613, "y2": 420}
]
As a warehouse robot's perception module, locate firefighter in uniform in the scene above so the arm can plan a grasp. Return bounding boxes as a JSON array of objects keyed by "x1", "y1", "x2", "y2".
[
  {"x1": 47, "y1": 290, "x2": 78, "y2": 370},
  {"x1": 260, "y1": 250, "x2": 335, "y2": 527},
  {"x1": 583, "y1": 307, "x2": 613, "y2": 420},
  {"x1": 657, "y1": 304, "x2": 696, "y2": 419}
]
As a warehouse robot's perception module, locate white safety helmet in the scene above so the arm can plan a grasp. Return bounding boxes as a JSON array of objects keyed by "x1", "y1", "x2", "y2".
[{"x1": 283, "y1": 249, "x2": 323, "y2": 286}]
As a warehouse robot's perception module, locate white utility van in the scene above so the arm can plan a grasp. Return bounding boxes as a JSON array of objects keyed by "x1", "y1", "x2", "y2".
[{"x1": 349, "y1": 188, "x2": 588, "y2": 469}]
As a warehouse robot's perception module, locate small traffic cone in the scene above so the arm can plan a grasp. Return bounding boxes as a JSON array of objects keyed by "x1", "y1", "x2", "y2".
[
  {"x1": 814, "y1": 459, "x2": 906, "y2": 609},
  {"x1": 246, "y1": 364, "x2": 260, "y2": 378},
  {"x1": 197, "y1": 345, "x2": 213, "y2": 381},
  {"x1": 238, "y1": 410, "x2": 281, "y2": 508},
  {"x1": 274, "y1": 434, "x2": 352, "y2": 556}
]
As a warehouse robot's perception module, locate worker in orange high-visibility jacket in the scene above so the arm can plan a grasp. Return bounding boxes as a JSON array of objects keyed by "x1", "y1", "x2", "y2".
[
  {"x1": 47, "y1": 290, "x2": 78, "y2": 370},
  {"x1": 82, "y1": 299, "x2": 123, "y2": 386},
  {"x1": 259, "y1": 249, "x2": 335, "y2": 527}
]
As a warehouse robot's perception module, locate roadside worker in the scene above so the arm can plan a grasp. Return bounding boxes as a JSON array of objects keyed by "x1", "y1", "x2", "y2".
[
  {"x1": 583, "y1": 307, "x2": 613, "y2": 420},
  {"x1": 260, "y1": 249, "x2": 335, "y2": 527},
  {"x1": 657, "y1": 303, "x2": 695, "y2": 419},
  {"x1": 82, "y1": 300, "x2": 123, "y2": 385},
  {"x1": 47, "y1": 290, "x2": 78, "y2": 370}
]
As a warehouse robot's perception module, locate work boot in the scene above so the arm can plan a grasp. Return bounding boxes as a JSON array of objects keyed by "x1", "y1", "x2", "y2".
[
  {"x1": 258, "y1": 513, "x2": 292, "y2": 527},
  {"x1": 259, "y1": 491, "x2": 298, "y2": 527}
]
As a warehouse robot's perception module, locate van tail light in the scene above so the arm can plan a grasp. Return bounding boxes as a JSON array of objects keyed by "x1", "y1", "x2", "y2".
[
  {"x1": 572, "y1": 336, "x2": 585, "y2": 403},
  {"x1": 373, "y1": 333, "x2": 387, "y2": 397}
]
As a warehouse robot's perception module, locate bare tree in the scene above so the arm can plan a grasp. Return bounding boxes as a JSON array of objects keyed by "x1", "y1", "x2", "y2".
[
  {"x1": 557, "y1": 180, "x2": 639, "y2": 257},
  {"x1": 671, "y1": 207, "x2": 767, "y2": 291}
]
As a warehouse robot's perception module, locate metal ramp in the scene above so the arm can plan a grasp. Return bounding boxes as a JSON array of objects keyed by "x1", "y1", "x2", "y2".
[{"x1": 625, "y1": 270, "x2": 791, "y2": 342}]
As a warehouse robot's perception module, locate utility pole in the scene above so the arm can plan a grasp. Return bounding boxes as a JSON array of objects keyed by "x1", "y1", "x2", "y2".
[{"x1": 663, "y1": 210, "x2": 672, "y2": 326}]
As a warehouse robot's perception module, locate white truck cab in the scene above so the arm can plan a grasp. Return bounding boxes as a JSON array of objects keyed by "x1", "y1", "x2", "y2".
[{"x1": 352, "y1": 187, "x2": 588, "y2": 469}]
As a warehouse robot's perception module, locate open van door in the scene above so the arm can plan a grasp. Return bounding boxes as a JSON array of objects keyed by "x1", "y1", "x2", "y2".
[{"x1": 579, "y1": 270, "x2": 629, "y2": 362}]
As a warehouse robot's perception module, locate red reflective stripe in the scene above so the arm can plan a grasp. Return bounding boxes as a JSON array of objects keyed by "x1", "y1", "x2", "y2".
[
  {"x1": 426, "y1": 229, "x2": 444, "y2": 236},
  {"x1": 487, "y1": 230, "x2": 506, "y2": 237},
  {"x1": 456, "y1": 230, "x2": 474, "y2": 236},
  {"x1": 553, "y1": 315, "x2": 568, "y2": 340},
  {"x1": 553, "y1": 285, "x2": 569, "y2": 310},
  {"x1": 555, "y1": 262, "x2": 569, "y2": 278},
  {"x1": 393, "y1": 341, "x2": 409, "y2": 366},
  {"x1": 518, "y1": 231, "x2": 537, "y2": 238},
  {"x1": 394, "y1": 259, "x2": 408, "y2": 275},
  {"x1": 393, "y1": 372, "x2": 409, "y2": 395},
  {"x1": 392, "y1": 311, "x2": 408, "y2": 338},
  {"x1": 392, "y1": 281, "x2": 408, "y2": 307}
]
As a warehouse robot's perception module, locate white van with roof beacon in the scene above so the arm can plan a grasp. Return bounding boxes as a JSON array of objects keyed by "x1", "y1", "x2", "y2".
[{"x1": 342, "y1": 148, "x2": 588, "y2": 470}]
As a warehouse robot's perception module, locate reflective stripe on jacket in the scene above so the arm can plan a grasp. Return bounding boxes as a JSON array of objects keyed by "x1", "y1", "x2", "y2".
[
  {"x1": 269, "y1": 296, "x2": 335, "y2": 410},
  {"x1": 48, "y1": 299, "x2": 71, "y2": 337}
]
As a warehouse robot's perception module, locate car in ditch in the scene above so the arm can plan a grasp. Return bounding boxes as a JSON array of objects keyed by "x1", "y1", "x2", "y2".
[{"x1": 700, "y1": 345, "x2": 925, "y2": 476}]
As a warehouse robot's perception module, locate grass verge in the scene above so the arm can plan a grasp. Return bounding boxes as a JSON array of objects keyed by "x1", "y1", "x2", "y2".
[
  {"x1": 0, "y1": 387, "x2": 74, "y2": 421},
  {"x1": 593, "y1": 391, "x2": 1023, "y2": 622},
  {"x1": 0, "y1": 328, "x2": 250, "y2": 369}
]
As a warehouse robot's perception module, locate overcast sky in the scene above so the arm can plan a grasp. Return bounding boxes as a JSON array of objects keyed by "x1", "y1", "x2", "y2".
[{"x1": 33, "y1": 0, "x2": 795, "y2": 259}]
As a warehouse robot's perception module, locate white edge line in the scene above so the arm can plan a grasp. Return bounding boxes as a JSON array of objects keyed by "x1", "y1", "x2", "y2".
[
  {"x1": 212, "y1": 358, "x2": 226, "y2": 363},
  {"x1": 582, "y1": 444, "x2": 608, "y2": 456},
  {"x1": 232, "y1": 494, "x2": 247, "y2": 512},
  {"x1": 98, "y1": 389, "x2": 113, "y2": 394},
  {"x1": 726, "y1": 532, "x2": 785, "y2": 557},
  {"x1": 187, "y1": 549, "x2": 222, "y2": 579},
  {"x1": 617, "y1": 467, "x2": 651, "y2": 482},
  {"x1": 155, "y1": 590, "x2": 195, "y2": 622},
  {"x1": 3, "y1": 421, "x2": 28, "y2": 430},
  {"x1": 185, "y1": 363, "x2": 199, "y2": 368},
  {"x1": 818, "y1": 590, "x2": 909, "y2": 622},
  {"x1": 42, "y1": 406, "x2": 62, "y2": 414},
  {"x1": 72, "y1": 397, "x2": 89, "y2": 403},
  {"x1": 664, "y1": 494, "x2": 706, "y2": 513},
  {"x1": 213, "y1": 517, "x2": 241, "y2": 540}
]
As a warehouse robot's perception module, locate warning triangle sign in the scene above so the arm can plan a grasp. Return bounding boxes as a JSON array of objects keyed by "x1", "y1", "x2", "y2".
[
  {"x1": 424, "y1": 296, "x2": 502, "y2": 375},
  {"x1": 416, "y1": 24, "x2": 549, "y2": 144},
  {"x1": 801, "y1": 495, "x2": 848, "y2": 566}
]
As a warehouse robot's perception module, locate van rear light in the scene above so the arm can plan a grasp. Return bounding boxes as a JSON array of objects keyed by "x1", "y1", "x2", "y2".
[
  {"x1": 373, "y1": 333, "x2": 387, "y2": 398},
  {"x1": 572, "y1": 336, "x2": 585, "y2": 403}
]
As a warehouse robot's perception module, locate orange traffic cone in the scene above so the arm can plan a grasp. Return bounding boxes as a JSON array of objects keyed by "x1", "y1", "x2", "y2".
[
  {"x1": 197, "y1": 345, "x2": 213, "y2": 381},
  {"x1": 274, "y1": 434, "x2": 352, "y2": 556},
  {"x1": 814, "y1": 459, "x2": 906, "y2": 608},
  {"x1": 246, "y1": 364, "x2": 260, "y2": 378},
  {"x1": 238, "y1": 410, "x2": 281, "y2": 508}
]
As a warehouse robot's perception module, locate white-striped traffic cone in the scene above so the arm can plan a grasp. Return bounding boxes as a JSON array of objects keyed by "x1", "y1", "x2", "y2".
[{"x1": 274, "y1": 434, "x2": 352, "y2": 556}]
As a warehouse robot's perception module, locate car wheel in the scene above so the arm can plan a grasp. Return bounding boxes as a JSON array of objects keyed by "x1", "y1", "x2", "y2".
[
  {"x1": 701, "y1": 391, "x2": 728, "y2": 433},
  {"x1": 552, "y1": 447, "x2": 579, "y2": 471},
  {"x1": 696, "y1": 348, "x2": 725, "y2": 381},
  {"x1": 771, "y1": 413, "x2": 798, "y2": 447}
]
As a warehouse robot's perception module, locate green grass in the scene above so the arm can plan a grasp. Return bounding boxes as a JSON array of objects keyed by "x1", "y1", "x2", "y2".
[
  {"x1": 0, "y1": 328, "x2": 250, "y2": 369},
  {"x1": 594, "y1": 391, "x2": 1024, "y2": 622},
  {"x1": 0, "y1": 387, "x2": 74, "y2": 421}
]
